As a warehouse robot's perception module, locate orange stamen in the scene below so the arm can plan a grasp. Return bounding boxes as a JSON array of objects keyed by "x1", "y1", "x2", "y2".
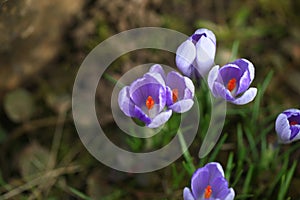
[
  {"x1": 290, "y1": 121, "x2": 298, "y2": 126},
  {"x1": 227, "y1": 78, "x2": 237, "y2": 92},
  {"x1": 146, "y1": 96, "x2": 155, "y2": 110},
  {"x1": 172, "y1": 89, "x2": 179, "y2": 103},
  {"x1": 204, "y1": 185, "x2": 212, "y2": 199}
]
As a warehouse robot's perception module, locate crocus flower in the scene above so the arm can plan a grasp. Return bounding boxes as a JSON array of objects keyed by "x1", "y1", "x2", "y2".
[
  {"x1": 208, "y1": 58, "x2": 257, "y2": 105},
  {"x1": 118, "y1": 71, "x2": 172, "y2": 128},
  {"x1": 176, "y1": 28, "x2": 216, "y2": 78},
  {"x1": 275, "y1": 108, "x2": 300, "y2": 144},
  {"x1": 149, "y1": 64, "x2": 195, "y2": 113},
  {"x1": 183, "y1": 162, "x2": 235, "y2": 200}
]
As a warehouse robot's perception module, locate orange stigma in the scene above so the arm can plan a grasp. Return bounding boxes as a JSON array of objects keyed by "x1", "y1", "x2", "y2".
[
  {"x1": 290, "y1": 121, "x2": 298, "y2": 126},
  {"x1": 172, "y1": 89, "x2": 179, "y2": 103},
  {"x1": 146, "y1": 96, "x2": 155, "y2": 110},
  {"x1": 204, "y1": 185, "x2": 212, "y2": 199},
  {"x1": 227, "y1": 78, "x2": 237, "y2": 92}
]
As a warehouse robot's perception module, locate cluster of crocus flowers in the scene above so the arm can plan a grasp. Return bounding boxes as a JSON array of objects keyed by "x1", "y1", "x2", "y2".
[
  {"x1": 275, "y1": 108, "x2": 300, "y2": 144},
  {"x1": 176, "y1": 28, "x2": 257, "y2": 105},
  {"x1": 118, "y1": 64, "x2": 194, "y2": 128},
  {"x1": 183, "y1": 162, "x2": 235, "y2": 200}
]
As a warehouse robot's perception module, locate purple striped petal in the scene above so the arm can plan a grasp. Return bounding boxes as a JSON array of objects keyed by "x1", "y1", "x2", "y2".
[
  {"x1": 194, "y1": 28, "x2": 216, "y2": 45},
  {"x1": 232, "y1": 58, "x2": 254, "y2": 82},
  {"x1": 218, "y1": 64, "x2": 242, "y2": 85},
  {"x1": 118, "y1": 86, "x2": 135, "y2": 117},
  {"x1": 133, "y1": 105, "x2": 152, "y2": 125},
  {"x1": 236, "y1": 68, "x2": 251, "y2": 95},
  {"x1": 206, "y1": 162, "x2": 225, "y2": 178},
  {"x1": 191, "y1": 168, "x2": 209, "y2": 198}
]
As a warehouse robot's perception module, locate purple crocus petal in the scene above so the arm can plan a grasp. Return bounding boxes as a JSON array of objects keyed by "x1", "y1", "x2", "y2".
[
  {"x1": 191, "y1": 168, "x2": 209, "y2": 198},
  {"x1": 184, "y1": 88, "x2": 193, "y2": 100},
  {"x1": 275, "y1": 113, "x2": 292, "y2": 143},
  {"x1": 206, "y1": 162, "x2": 225, "y2": 178},
  {"x1": 147, "y1": 109, "x2": 172, "y2": 128},
  {"x1": 236, "y1": 68, "x2": 251, "y2": 95},
  {"x1": 232, "y1": 58, "x2": 255, "y2": 82},
  {"x1": 290, "y1": 125, "x2": 300, "y2": 140},
  {"x1": 169, "y1": 99, "x2": 194, "y2": 113},
  {"x1": 129, "y1": 72, "x2": 166, "y2": 110},
  {"x1": 208, "y1": 65, "x2": 220, "y2": 92},
  {"x1": 165, "y1": 71, "x2": 194, "y2": 113},
  {"x1": 165, "y1": 86, "x2": 173, "y2": 107},
  {"x1": 130, "y1": 83, "x2": 166, "y2": 112},
  {"x1": 166, "y1": 71, "x2": 186, "y2": 99},
  {"x1": 283, "y1": 109, "x2": 300, "y2": 117},
  {"x1": 213, "y1": 82, "x2": 235, "y2": 101},
  {"x1": 118, "y1": 86, "x2": 135, "y2": 117},
  {"x1": 183, "y1": 187, "x2": 195, "y2": 200},
  {"x1": 195, "y1": 36, "x2": 216, "y2": 76},
  {"x1": 133, "y1": 105, "x2": 152, "y2": 125},
  {"x1": 194, "y1": 28, "x2": 216, "y2": 45},
  {"x1": 149, "y1": 64, "x2": 166, "y2": 80},
  {"x1": 211, "y1": 177, "x2": 229, "y2": 198},
  {"x1": 231, "y1": 87, "x2": 257, "y2": 105},
  {"x1": 129, "y1": 74, "x2": 163, "y2": 100},
  {"x1": 218, "y1": 64, "x2": 242, "y2": 85},
  {"x1": 176, "y1": 40, "x2": 196, "y2": 77}
]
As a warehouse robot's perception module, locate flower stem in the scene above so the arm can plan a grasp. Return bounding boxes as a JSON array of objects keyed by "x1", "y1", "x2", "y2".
[{"x1": 178, "y1": 129, "x2": 196, "y2": 173}]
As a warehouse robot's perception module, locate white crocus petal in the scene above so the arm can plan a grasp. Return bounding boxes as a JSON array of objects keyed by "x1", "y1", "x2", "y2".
[
  {"x1": 242, "y1": 58, "x2": 255, "y2": 82},
  {"x1": 184, "y1": 76, "x2": 195, "y2": 97},
  {"x1": 176, "y1": 40, "x2": 196, "y2": 77},
  {"x1": 118, "y1": 86, "x2": 134, "y2": 117},
  {"x1": 232, "y1": 87, "x2": 257, "y2": 105},
  {"x1": 183, "y1": 187, "x2": 195, "y2": 200},
  {"x1": 169, "y1": 99, "x2": 194, "y2": 113},
  {"x1": 149, "y1": 64, "x2": 166, "y2": 80},
  {"x1": 195, "y1": 37, "x2": 216, "y2": 76},
  {"x1": 147, "y1": 110, "x2": 172, "y2": 128},
  {"x1": 275, "y1": 113, "x2": 291, "y2": 143},
  {"x1": 207, "y1": 65, "x2": 220, "y2": 92},
  {"x1": 144, "y1": 72, "x2": 166, "y2": 86},
  {"x1": 224, "y1": 188, "x2": 235, "y2": 200}
]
